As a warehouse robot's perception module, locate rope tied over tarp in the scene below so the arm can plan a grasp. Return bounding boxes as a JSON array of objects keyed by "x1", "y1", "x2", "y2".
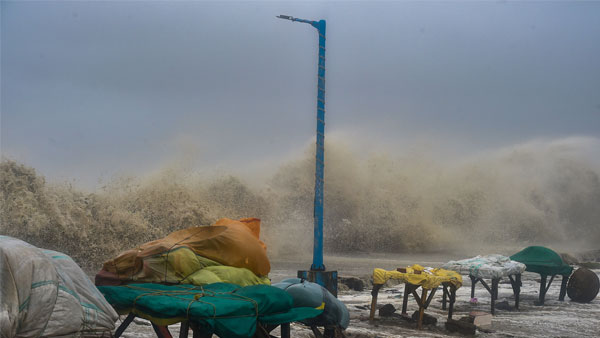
[{"x1": 123, "y1": 284, "x2": 259, "y2": 320}]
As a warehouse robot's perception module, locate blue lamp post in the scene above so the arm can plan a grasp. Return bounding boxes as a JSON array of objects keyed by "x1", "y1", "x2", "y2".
[{"x1": 277, "y1": 14, "x2": 337, "y2": 295}]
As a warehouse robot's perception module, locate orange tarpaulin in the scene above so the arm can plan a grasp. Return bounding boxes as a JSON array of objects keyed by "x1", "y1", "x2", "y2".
[{"x1": 96, "y1": 218, "x2": 270, "y2": 285}]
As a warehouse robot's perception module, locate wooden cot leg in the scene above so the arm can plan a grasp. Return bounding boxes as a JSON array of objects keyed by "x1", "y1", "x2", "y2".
[
  {"x1": 310, "y1": 325, "x2": 324, "y2": 338},
  {"x1": 491, "y1": 278, "x2": 499, "y2": 315},
  {"x1": 559, "y1": 274, "x2": 568, "y2": 301},
  {"x1": 470, "y1": 275, "x2": 477, "y2": 298},
  {"x1": 151, "y1": 324, "x2": 173, "y2": 338},
  {"x1": 448, "y1": 286, "x2": 456, "y2": 320},
  {"x1": 323, "y1": 327, "x2": 336, "y2": 338},
  {"x1": 538, "y1": 274, "x2": 547, "y2": 305},
  {"x1": 515, "y1": 273, "x2": 521, "y2": 309},
  {"x1": 417, "y1": 288, "x2": 428, "y2": 330},
  {"x1": 189, "y1": 323, "x2": 211, "y2": 338},
  {"x1": 114, "y1": 313, "x2": 136, "y2": 338},
  {"x1": 280, "y1": 323, "x2": 290, "y2": 338},
  {"x1": 369, "y1": 284, "x2": 383, "y2": 321},
  {"x1": 402, "y1": 283, "x2": 411, "y2": 316},
  {"x1": 509, "y1": 274, "x2": 521, "y2": 310},
  {"x1": 179, "y1": 322, "x2": 189, "y2": 338},
  {"x1": 442, "y1": 285, "x2": 447, "y2": 310},
  {"x1": 424, "y1": 287, "x2": 437, "y2": 309}
]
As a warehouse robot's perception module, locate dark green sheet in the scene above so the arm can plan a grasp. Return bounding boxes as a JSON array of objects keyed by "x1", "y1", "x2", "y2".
[
  {"x1": 510, "y1": 246, "x2": 573, "y2": 276},
  {"x1": 98, "y1": 283, "x2": 322, "y2": 338}
]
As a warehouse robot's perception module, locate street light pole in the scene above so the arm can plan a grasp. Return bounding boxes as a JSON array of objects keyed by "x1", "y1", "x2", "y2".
[{"x1": 277, "y1": 15, "x2": 337, "y2": 295}]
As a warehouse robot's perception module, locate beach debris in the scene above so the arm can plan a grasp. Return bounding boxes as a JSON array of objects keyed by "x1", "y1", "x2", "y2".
[
  {"x1": 340, "y1": 276, "x2": 365, "y2": 291},
  {"x1": 469, "y1": 311, "x2": 492, "y2": 329},
  {"x1": 494, "y1": 299, "x2": 513, "y2": 311},
  {"x1": 445, "y1": 317, "x2": 476, "y2": 335},
  {"x1": 411, "y1": 311, "x2": 437, "y2": 325},
  {"x1": 567, "y1": 267, "x2": 600, "y2": 303},
  {"x1": 378, "y1": 304, "x2": 396, "y2": 317}
]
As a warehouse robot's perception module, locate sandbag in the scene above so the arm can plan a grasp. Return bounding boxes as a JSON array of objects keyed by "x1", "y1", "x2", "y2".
[
  {"x1": 0, "y1": 236, "x2": 118, "y2": 338},
  {"x1": 96, "y1": 218, "x2": 270, "y2": 286},
  {"x1": 273, "y1": 278, "x2": 349, "y2": 329}
]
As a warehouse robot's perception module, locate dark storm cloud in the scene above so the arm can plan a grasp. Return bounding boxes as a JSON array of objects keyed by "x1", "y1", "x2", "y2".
[{"x1": 1, "y1": 1, "x2": 599, "y2": 186}]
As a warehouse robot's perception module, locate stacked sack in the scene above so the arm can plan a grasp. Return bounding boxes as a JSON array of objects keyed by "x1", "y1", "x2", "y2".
[{"x1": 1, "y1": 236, "x2": 118, "y2": 338}]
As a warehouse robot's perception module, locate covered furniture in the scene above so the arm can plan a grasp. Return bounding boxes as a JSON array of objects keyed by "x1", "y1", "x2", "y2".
[
  {"x1": 98, "y1": 283, "x2": 322, "y2": 338},
  {"x1": 442, "y1": 254, "x2": 526, "y2": 314},
  {"x1": 0, "y1": 236, "x2": 118, "y2": 338},
  {"x1": 369, "y1": 265, "x2": 463, "y2": 329},
  {"x1": 510, "y1": 246, "x2": 573, "y2": 305}
]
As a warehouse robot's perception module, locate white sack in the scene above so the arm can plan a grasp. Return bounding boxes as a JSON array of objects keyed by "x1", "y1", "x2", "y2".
[{"x1": 0, "y1": 236, "x2": 117, "y2": 338}]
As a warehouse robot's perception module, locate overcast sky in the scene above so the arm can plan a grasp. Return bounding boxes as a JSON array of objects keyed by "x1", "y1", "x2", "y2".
[{"x1": 2, "y1": 1, "x2": 600, "y2": 188}]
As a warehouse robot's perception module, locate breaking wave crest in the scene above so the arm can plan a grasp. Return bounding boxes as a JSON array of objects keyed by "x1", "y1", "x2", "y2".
[{"x1": 2, "y1": 136, "x2": 599, "y2": 269}]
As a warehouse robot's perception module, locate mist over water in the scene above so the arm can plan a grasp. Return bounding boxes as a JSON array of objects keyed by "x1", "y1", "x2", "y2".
[{"x1": 1, "y1": 136, "x2": 599, "y2": 269}]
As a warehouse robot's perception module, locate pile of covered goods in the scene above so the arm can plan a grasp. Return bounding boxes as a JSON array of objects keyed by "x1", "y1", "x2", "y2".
[
  {"x1": 0, "y1": 236, "x2": 118, "y2": 338},
  {"x1": 95, "y1": 218, "x2": 270, "y2": 287},
  {"x1": 94, "y1": 217, "x2": 347, "y2": 337}
]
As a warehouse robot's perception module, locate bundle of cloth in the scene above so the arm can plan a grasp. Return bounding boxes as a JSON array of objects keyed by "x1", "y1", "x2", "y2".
[
  {"x1": 441, "y1": 254, "x2": 526, "y2": 279},
  {"x1": 273, "y1": 278, "x2": 349, "y2": 330},
  {"x1": 95, "y1": 218, "x2": 271, "y2": 287},
  {"x1": 0, "y1": 236, "x2": 118, "y2": 338}
]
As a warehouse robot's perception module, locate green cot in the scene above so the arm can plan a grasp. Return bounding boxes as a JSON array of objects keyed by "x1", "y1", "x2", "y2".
[
  {"x1": 98, "y1": 283, "x2": 322, "y2": 338},
  {"x1": 510, "y1": 246, "x2": 573, "y2": 305}
]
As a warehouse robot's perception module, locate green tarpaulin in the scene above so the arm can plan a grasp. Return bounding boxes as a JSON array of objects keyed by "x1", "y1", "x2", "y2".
[
  {"x1": 510, "y1": 246, "x2": 573, "y2": 276},
  {"x1": 98, "y1": 283, "x2": 322, "y2": 338}
]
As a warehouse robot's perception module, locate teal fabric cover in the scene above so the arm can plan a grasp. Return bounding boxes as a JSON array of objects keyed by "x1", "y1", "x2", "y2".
[
  {"x1": 98, "y1": 283, "x2": 322, "y2": 338},
  {"x1": 510, "y1": 246, "x2": 573, "y2": 276},
  {"x1": 273, "y1": 278, "x2": 349, "y2": 329}
]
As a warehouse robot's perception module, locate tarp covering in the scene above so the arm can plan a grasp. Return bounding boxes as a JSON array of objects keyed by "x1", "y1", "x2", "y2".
[
  {"x1": 0, "y1": 236, "x2": 118, "y2": 338},
  {"x1": 441, "y1": 254, "x2": 526, "y2": 279},
  {"x1": 510, "y1": 246, "x2": 573, "y2": 276},
  {"x1": 273, "y1": 278, "x2": 349, "y2": 329},
  {"x1": 373, "y1": 264, "x2": 462, "y2": 289},
  {"x1": 98, "y1": 283, "x2": 323, "y2": 338},
  {"x1": 96, "y1": 218, "x2": 270, "y2": 286}
]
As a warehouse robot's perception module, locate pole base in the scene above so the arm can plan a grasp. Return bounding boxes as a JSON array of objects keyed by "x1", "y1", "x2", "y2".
[{"x1": 298, "y1": 270, "x2": 338, "y2": 297}]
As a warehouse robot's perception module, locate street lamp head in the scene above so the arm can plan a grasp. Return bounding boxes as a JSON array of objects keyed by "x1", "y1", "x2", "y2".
[{"x1": 276, "y1": 15, "x2": 294, "y2": 21}]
